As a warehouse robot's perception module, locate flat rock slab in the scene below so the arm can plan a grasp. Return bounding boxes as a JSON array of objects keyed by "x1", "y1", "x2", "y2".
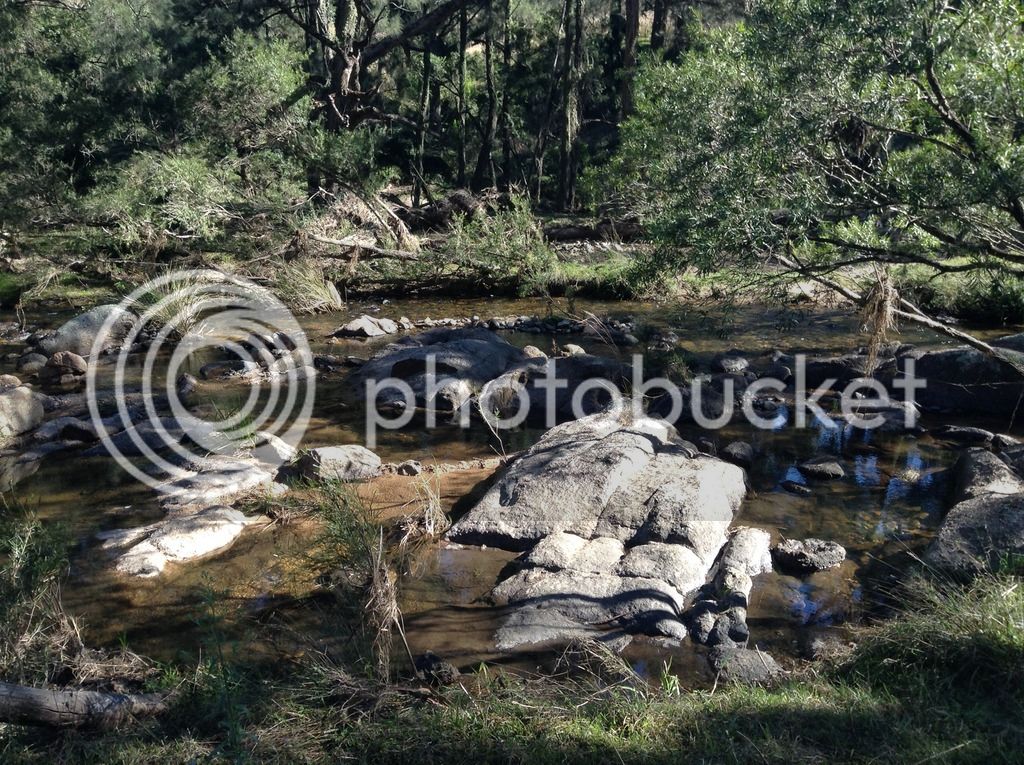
[
  {"x1": 157, "y1": 455, "x2": 281, "y2": 508},
  {"x1": 448, "y1": 414, "x2": 746, "y2": 553},
  {"x1": 98, "y1": 506, "x2": 262, "y2": 577},
  {"x1": 37, "y1": 304, "x2": 137, "y2": 357},
  {"x1": 0, "y1": 387, "x2": 44, "y2": 441}
]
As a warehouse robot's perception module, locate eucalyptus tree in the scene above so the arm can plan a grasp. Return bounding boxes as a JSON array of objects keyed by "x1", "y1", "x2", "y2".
[{"x1": 609, "y1": 0, "x2": 1024, "y2": 352}]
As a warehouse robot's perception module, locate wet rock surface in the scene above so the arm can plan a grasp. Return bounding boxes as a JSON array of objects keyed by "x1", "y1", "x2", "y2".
[{"x1": 295, "y1": 445, "x2": 382, "y2": 482}]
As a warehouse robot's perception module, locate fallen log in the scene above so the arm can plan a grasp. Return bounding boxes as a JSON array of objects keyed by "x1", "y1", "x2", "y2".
[
  {"x1": 0, "y1": 681, "x2": 170, "y2": 728},
  {"x1": 542, "y1": 218, "x2": 646, "y2": 243},
  {"x1": 307, "y1": 234, "x2": 420, "y2": 262}
]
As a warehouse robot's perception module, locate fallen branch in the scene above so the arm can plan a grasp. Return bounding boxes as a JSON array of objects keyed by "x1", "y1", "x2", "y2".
[
  {"x1": 307, "y1": 234, "x2": 420, "y2": 262},
  {"x1": 0, "y1": 680, "x2": 171, "y2": 728}
]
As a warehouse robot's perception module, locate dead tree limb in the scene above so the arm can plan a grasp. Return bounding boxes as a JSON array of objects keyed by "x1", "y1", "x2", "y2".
[
  {"x1": 0, "y1": 681, "x2": 170, "y2": 728},
  {"x1": 307, "y1": 234, "x2": 420, "y2": 261}
]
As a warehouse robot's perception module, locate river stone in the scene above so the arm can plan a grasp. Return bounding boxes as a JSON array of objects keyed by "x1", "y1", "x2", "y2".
[
  {"x1": 927, "y1": 493, "x2": 1024, "y2": 577},
  {"x1": 712, "y1": 353, "x2": 749, "y2": 375},
  {"x1": 447, "y1": 413, "x2": 746, "y2": 552},
  {"x1": 616, "y1": 542, "x2": 706, "y2": 594},
  {"x1": 0, "y1": 374, "x2": 20, "y2": 392},
  {"x1": 82, "y1": 417, "x2": 183, "y2": 457},
  {"x1": 0, "y1": 387, "x2": 44, "y2": 440},
  {"x1": 720, "y1": 441, "x2": 754, "y2": 469},
  {"x1": 798, "y1": 456, "x2": 845, "y2": 480},
  {"x1": 16, "y1": 352, "x2": 47, "y2": 375},
  {"x1": 99, "y1": 506, "x2": 261, "y2": 577},
  {"x1": 951, "y1": 448, "x2": 1024, "y2": 504},
  {"x1": 333, "y1": 315, "x2": 399, "y2": 338},
  {"x1": 781, "y1": 480, "x2": 812, "y2": 496},
  {"x1": 707, "y1": 644, "x2": 782, "y2": 685},
  {"x1": 482, "y1": 354, "x2": 630, "y2": 424},
  {"x1": 37, "y1": 304, "x2": 137, "y2": 357},
  {"x1": 771, "y1": 538, "x2": 846, "y2": 575},
  {"x1": 296, "y1": 445, "x2": 382, "y2": 482},
  {"x1": 396, "y1": 459, "x2": 423, "y2": 476},
  {"x1": 562, "y1": 344, "x2": 586, "y2": 356}
]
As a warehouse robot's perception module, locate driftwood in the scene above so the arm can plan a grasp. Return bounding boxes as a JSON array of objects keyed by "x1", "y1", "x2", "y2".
[
  {"x1": 542, "y1": 218, "x2": 646, "y2": 243},
  {"x1": 0, "y1": 680, "x2": 170, "y2": 728}
]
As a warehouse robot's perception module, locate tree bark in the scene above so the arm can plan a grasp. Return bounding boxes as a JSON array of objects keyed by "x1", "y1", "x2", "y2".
[
  {"x1": 651, "y1": 0, "x2": 668, "y2": 50},
  {"x1": 0, "y1": 681, "x2": 169, "y2": 729},
  {"x1": 457, "y1": 8, "x2": 468, "y2": 187},
  {"x1": 620, "y1": 0, "x2": 639, "y2": 117},
  {"x1": 414, "y1": 45, "x2": 433, "y2": 207},
  {"x1": 558, "y1": 0, "x2": 584, "y2": 210},
  {"x1": 499, "y1": 0, "x2": 513, "y2": 188},
  {"x1": 472, "y1": 2, "x2": 499, "y2": 190}
]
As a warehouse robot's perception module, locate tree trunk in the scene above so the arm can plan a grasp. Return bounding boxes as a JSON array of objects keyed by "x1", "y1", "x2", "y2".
[
  {"x1": 0, "y1": 681, "x2": 169, "y2": 729},
  {"x1": 558, "y1": 0, "x2": 584, "y2": 210},
  {"x1": 414, "y1": 45, "x2": 433, "y2": 207},
  {"x1": 532, "y1": 0, "x2": 570, "y2": 203},
  {"x1": 651, "y1": 0, "x2": 668, "y2": 50},
  {"x1": 457, "y1": 8, "x2": 468, "y2": 187},
  {"x1": 620, "y1": 0, "x2": 639, "y2": 117},
  {"x1": 472, "y1": 3, "x2": 499, "y2": 190},
  {"x1": 499, "y1": 0, "x2": 513, "y2": 189}
]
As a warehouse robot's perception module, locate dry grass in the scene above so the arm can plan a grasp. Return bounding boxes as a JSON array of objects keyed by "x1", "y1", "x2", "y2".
[{"x1": 273, "y1": 258, "x2": 345, "y2": 314}]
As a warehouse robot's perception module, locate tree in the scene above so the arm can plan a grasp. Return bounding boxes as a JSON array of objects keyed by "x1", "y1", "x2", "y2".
[{"x1": 609, "y1": 0, "x2": 1024, "y2": 353}]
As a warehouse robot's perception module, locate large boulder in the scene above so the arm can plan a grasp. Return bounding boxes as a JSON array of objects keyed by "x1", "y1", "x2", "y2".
[
  {"x1": 896, "y1": 339, "x2": 1024, "y2": 417},
  {"x1": 448, "y1": 414, "x2": 745, "y2": 553},
  {"x1": 37, "y1": 304, "x2": 137, "y2": 357},
  {"x1": 927, "y1": 494, "x2": 1024, "y2": 577},
  {"x1": 481, "y1": 354, "x2": 630, "y2": 424},
  {"x1": 0, "y1": 386, "x2": 44, "y2": 440},
  {"x1": 448, "y1": 414, "x2": 747, "y2": 649},
  {"x1": 927, "y1": 446, "x2": 1024, "y2": 576}
]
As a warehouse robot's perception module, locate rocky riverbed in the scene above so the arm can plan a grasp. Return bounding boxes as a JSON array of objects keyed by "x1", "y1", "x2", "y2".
[{"x1": 2, "y1": 296, "x2": 1023, "y2": 685}]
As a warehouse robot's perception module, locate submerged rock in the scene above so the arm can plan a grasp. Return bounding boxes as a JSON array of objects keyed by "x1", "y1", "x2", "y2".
[
  {"x1": 98, "y1": 505, "x2": 262, "y2": 577},
  {"x1": 798, "y1": 457, "x2": 845, "y2": 481},
  {"x1": 771, "y1": 538, "x2": 846, "y2": 576}
]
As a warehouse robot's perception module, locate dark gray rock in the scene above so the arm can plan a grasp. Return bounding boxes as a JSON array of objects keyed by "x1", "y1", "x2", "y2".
[
  {"x1": 16, "y1": 352, "x2": 47, "y2": 375},
  {"x1": 354, "y1": 327, "x2": 528, "y2": 412},
  {"x1": 798, "y1": 457, "x2": 845, "y2": 480},
  {"x1": 896, "y1": 343, "x2": 1024, "y2": 417},
  {"x1": 772, "y1": 538, "x2": 846, "y2": 576},
  {"x1": 396, "y1": 459, "x2": 423, "y2": 476},
  {"x1": 707, "y1": 644, "x2": 782, "y2": 685},
  {"x1": 720, "y1": 441, "x2": 754, "y2": 469},
  {"x1": 927, "y1": 493, "x2": 1024, "y2": 577},
  {"x1": 931, "y1": 425, "x2": 995, "y2": 445},
  {"x1": 780, "y1": 480, "x2": 812, "y2": 496},
  {"x1": 951, "y1": 448, "x2": 1024, "y2": 504}
]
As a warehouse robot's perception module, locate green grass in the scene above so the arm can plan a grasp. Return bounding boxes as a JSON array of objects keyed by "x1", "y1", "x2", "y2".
[{"x1": 1, "y1": 574, "x2": 1021, "y2": 763}]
